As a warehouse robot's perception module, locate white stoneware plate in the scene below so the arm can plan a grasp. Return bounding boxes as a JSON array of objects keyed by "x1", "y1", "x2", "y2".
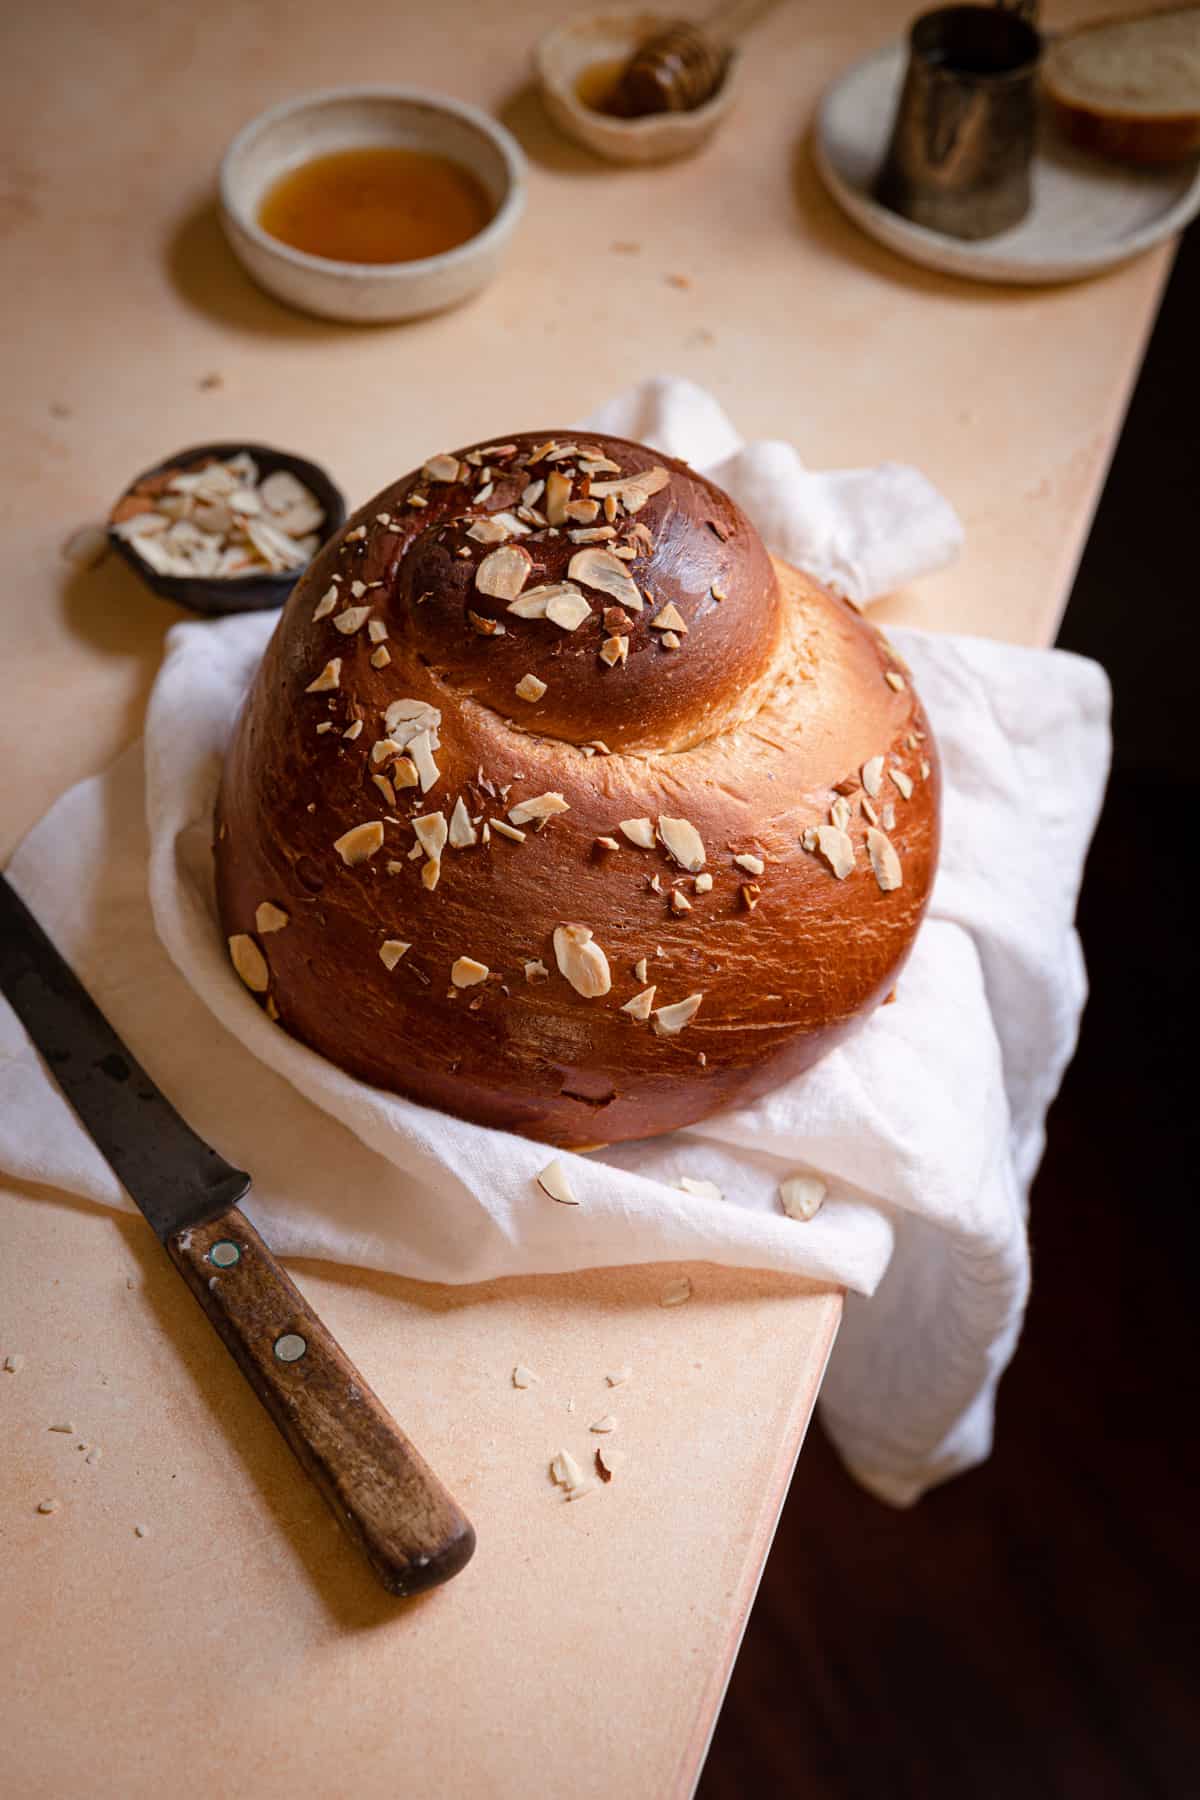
[{"x1": 813, "y1": 39, "x2": 1200, "y2": 285}]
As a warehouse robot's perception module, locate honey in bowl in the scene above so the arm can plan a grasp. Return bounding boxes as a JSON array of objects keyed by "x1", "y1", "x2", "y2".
[{"x1": 258, "y1": 146, "x2": 494, "y2": 266}]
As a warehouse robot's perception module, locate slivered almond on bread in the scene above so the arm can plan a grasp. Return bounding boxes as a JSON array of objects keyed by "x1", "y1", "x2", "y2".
[{"x1": 1044, "y1": 7, "x2": 1200, "y2": 164}]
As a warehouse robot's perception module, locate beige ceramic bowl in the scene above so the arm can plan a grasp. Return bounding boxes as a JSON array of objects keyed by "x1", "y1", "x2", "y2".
[
  {"x1": 535, "y1": 11, "x2": 739, "y2": 165},
  {"x1": 219, "y1": 87, "x2": 526, "y2": 324}
]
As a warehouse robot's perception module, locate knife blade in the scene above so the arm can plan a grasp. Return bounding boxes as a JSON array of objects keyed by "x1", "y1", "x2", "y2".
[{"x1": 0, "y1": 873, "x2": 475, "y2": 1596}]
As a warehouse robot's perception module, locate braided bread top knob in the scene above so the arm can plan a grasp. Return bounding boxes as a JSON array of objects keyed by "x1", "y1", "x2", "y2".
[{"x1": 215, "y1": 431, "x2": 939, "y2": 1147}]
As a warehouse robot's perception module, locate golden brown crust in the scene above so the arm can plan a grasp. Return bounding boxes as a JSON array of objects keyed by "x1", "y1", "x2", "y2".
[{"x1": 214, "y1": 431, "x2": 940, "y2": 1147}]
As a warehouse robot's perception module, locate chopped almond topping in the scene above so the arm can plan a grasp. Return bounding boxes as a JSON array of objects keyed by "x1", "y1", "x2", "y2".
[
  {"x1": 600, "y1": 634, "x2": 629, "y2": 667},
  {"x1": 866, "y1": 828, "x2": 903, "y2": 892},
  {"x1": 660, "y1": 631, "x2": 681, "y2": 650},
  {"x1": 343, "y1": 719, "x2": 363, "y2": 740},
  {"x1": 595, "y1": 835, "x2": 620, "y2": 852},
  {"x1": 653, "y1": 993, "x2": 703, "y2": 1035},
  {"x1": 521, "y1": 479, "x2": 545, "y2": 508},
  {"x1": 634, "y1": 957, "x2": 649, "y2": 982},
  {"x1": 524, "y1": 959, "x2": 549, "y2": 983},
  {"x1": 740, "y1": 883, "x2": 761, "y2": 911},
  {"x1": 423, "y1": 453, "x2": 464, "y2": 483},
  {"x1": 467, "y1": 609, "x2": 506, "y2": 637},
  {"x1": 816, "y1": 825, "x2": 855, "y2": 880},
  {"x1": 508, "y1": 791, "x2": 569, "y2": 826},
  {"x1": 780, "y1": 1174, "x2": 827, "y2": 1221},
  {"x1": 622, "y1": 986, "x2": 656, "y2": 1020},
  {"x1": 334, "y1": 821, "x2": 385, "y2": 866},
  {"x1": 546, "y1": 590, "x2": 592, "y2": 631},
  {"x1": 658, "y1": 817, "x2": 706, "y2": 872},
  {"x1": 650, "y1": 603, "x2": 687, "y2": 633},
  {"x1": 862, "y1": 756, "x2": 885, "y2": 799},
  {"x1": 490, "y1": 819, "x2": 526, "y2": 842},
  {"x1": 255, "y1": 902, "x2": 289, "y2": 933},
  {"x1": 544, "y1": 469, "x2": 571, "y2": 525},
  {"x1": 228, "y1": 934, "x2": 269, "y2": 993},
  {"x1": 421, "y1": 859, "x2": 441, "y2": 891},
  {"x1": 507, "y1": 581, "x2": 579, "y2": 619},
  {"x1": 553, "y1": 923, "x2": 612, "y2": 998},
  {"x1": 312, "y1": 586, "x2": 338, "y2": 621},
  {"x1": 407, "y1": 729, "x2": 440, "y2": 793},
  {"x1": 316, "y1": 722, "x2": 333, "y2": 734},
  {"x1": 370, "y1": 646, "x2": 391, "y2": 668},
  {"x1": 669, "y1": 889, "x2": 692, "y2": 915},
  {"x1": 379, "y1": 939, "x2": 410, "y2": 970},
  {"x1": 567, "y1": 546, "x2": 643, "y2": 612},
  {"x1": 734, "y1": 853, "x2": 765, "y2": 876},
  {"x1": 448, "y1": 796, "x2": 478, "y2": 848},
  {"x1": 305, "y1": 658, "x2": 341, "y2": 693},
  {"x1": 830, "y1": 796, "x2": 851, "y2": 833},
  {"x1": 659, "y1": 1275, "x2": 693, "y2": 1306},
  {"x1": 587, "y1": 467, "x2": 670, "y2": 513},
  {"x1": 476, "y1": 544, "x2": 532, "y2": 601},
  {"x1": 891, "y1": 768, "x2": 914, "y2": 800},
  {"x1": 565, "y1": 498, "x2": 600, "y2": 523},
  {"x1": 467, "y1": 518, "x2": 511, "y2": 545},
  {"x1": 920, "y1": 759, "x2": 931, "y2": 781},
  {"x1": 885, "y1": 670, "x2": 906, "y2": 691},
  {"x1": 537, "y1": 1161, "x2": 579, "y2": 1206},
  {"x1": 515, "y1": 673, "x2": 547, "y2": 702},
  {"x1": 619, "y1": 817, "x2": 655, "y2": 849},
  {"x1": 862, "y1": 797, "x2": 879, "y2": 825},
  {"x1": 333, "y1": 606, "x2": 371, "y2": 635},
  {"x1": 413, "y1": 812, "x2": 448, "y2": 862},
  {"x1": 391, "y1": 756, "x2": 418, "y2": 789},
  {"x1": 451, "y1": 956, "x2": 488, "y2": 987}
]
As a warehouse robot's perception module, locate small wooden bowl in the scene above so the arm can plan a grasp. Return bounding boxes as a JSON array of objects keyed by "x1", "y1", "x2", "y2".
[
  {"x1": 108, "y1": 442, "x2": 346, "y2": 616},
  {"x1": 534, "y1": 11, "x2": 739, "y2": 165}
]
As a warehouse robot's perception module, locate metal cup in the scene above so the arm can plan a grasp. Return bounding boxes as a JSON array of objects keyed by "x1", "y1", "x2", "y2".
[{"x1": 876, "y1": 4, "x2": 1042, "y2": 241}]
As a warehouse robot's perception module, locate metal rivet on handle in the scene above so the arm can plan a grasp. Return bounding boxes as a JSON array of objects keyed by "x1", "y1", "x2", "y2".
[
  {"x1": 208, "y1": 1240, "x2": 241, "y2": 1268},
  {"x1": 274, "y1": 1333, "x2": 307, "y2": 1363}
]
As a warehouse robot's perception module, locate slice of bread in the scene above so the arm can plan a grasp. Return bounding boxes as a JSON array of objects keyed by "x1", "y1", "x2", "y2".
[{"x1": 1044, "y1": 6, "x2": 1200, "y2": 164}]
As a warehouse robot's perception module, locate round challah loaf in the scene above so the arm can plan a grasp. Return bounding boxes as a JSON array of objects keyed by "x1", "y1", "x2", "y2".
[{"x1": 215, "y1": 432, "x2": 939, "y2": 1147}]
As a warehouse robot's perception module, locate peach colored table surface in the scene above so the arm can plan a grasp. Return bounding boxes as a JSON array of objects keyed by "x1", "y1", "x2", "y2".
[{"x1": 0, "y1": 1, "x2": 1169, "y2": 1796}]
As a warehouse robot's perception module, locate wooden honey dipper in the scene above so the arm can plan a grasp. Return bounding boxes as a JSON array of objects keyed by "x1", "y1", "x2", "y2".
[{"x1": 606, "y1": 0, "x2": 778, "y2": 116}]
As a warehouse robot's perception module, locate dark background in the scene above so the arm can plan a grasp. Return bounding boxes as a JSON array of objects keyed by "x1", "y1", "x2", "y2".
[{"x1": 700, "y1": 224, "x2": 1200, "y2": 1799}]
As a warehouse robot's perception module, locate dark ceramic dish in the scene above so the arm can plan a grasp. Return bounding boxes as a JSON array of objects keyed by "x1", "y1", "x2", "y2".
[{"x1": 108, "y1": 441, "x2": 346, "y2": 616}]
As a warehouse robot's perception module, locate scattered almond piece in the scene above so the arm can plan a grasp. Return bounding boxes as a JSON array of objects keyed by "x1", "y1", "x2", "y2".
[
  {"x1": 371, "y1": 645, "x2": 391, "y2": 669},
  {"x1": 515, "y1": 673, "x2": 547, "y2": 702},
  {"x1": 885, "y1": 670, "x2": 906, "y2": 691},
  {"x1": 228, "y1": 934, "x2": 269, "y2": 993},
  {"x1": 659, "y1": 1277, "x2": 693, "y2": 1307},
  {"x1": 734, "y1": 853, "x2": 765, "y2": 876},
  {"x1": 676, "y1": 1176, "x2": 723, "y2": 1202},
  {"x1": 305, "y1": 658, "x2": 341, "y2": 693},
  {"x1": 567, "y1": 546, "x2": 643, "y2": 612},
  {"x1": 634, "y1": 958, "x2": 649, "y2": 983},
  {"x1": 621, "y1": 986, "x2": 656, "y2": 1021},
  {"x1": 334, "y1": 821, "x2": 385, "y2": 867},
  {"x1": 650, "y1": 602, "x2": 687, "y2": 634},
  {"x1": 862, "y1": 756, "x2": 885, "y2": 799},
  {"x1": 378, "y1": 940, "x2": 410, "y2": 971},
  {"x1": 658, "y1": 817, "x2": 706, "y2": 872},
  {"x1": 816, "y1": 825, "x2": 855, "y2": 880},
  {"x1": 524, "y1": 959, "x2": 549, "y2": 983},
  {"x1": 619, "y1": 817, "x2": 655, "y2": 849},
  {"x1": 476, "y1": 544, "x2": 532, "y2": 601},
  {"x1": 509, "y1": 792, "x2": 569, "y2": 826},
  {"x1": 779, "y1": 1174, "x2": 828, "y2": 1221},
  {"x1": 537, "y1": 1159, "x2": 579, "y2": 1205},
  {"x1": 596, "y1": 1444, "x2": 625, "y2": 1482},
  {"x1": 891, "y1": 768, "x2": 914, "y2": 800},
  {"x1": 333, "y1": 605, "x2": 371, "y2": 635},
  {"x1": 254, "y1": 902, "x2": 288, "y2": 934},
  {"x1": 451, "y1": 957, "x2": 489, "y2": 988},
  {"x1": 653, "y1": 993, "x2": 703, "y2": 1036},
  {"x1": 866, "y1": 828, "x2": 903, "y2": 892},
  {"x1": 553, "y1": 924, "x2": 612, "y2": 998}
]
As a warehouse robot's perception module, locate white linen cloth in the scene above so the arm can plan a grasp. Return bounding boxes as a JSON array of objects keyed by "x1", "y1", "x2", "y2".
[{"x1": 0, "y1": 379, "x2": 1109, "y2": 1505}]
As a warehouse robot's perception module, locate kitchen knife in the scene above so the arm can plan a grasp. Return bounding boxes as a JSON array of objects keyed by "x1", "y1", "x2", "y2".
[{"x1": 0, "y1": 873, "x2": 475, "y2": 1597}]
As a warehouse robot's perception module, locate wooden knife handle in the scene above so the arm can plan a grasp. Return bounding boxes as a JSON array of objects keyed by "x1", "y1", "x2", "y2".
[{"x1": 166, "y1": 1207, "x2": 475, "y2": 1597}]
